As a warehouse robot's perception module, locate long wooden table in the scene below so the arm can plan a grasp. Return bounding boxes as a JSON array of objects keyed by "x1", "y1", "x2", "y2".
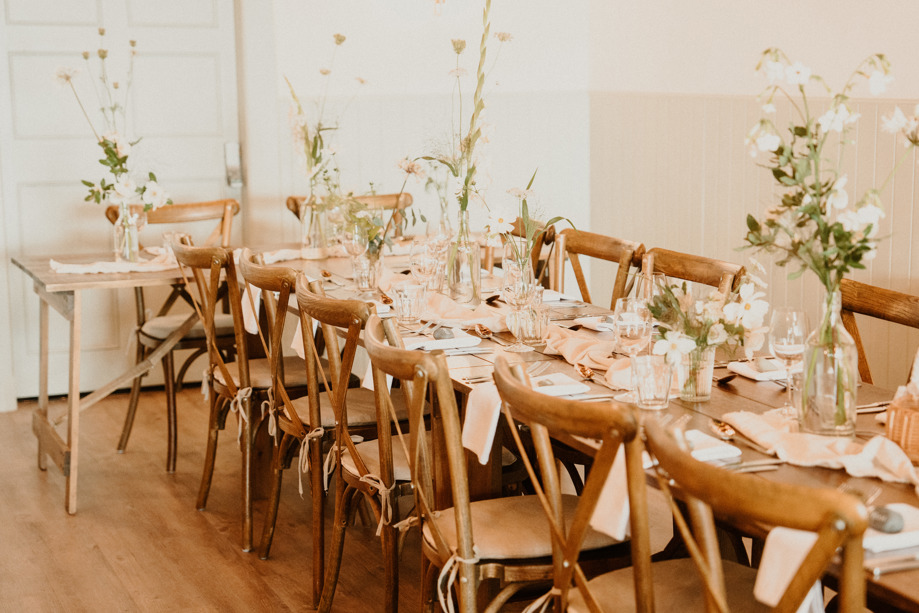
[{"x1": 11, "y1": 253, "x2": 190, "y2": 514}]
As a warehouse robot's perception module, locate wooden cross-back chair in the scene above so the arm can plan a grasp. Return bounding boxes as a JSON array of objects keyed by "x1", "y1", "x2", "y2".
[
  {"x1": 171, "y1": 239, "x2": 311, "y2": 553},
  {"x1": 303, "y1": 280, "x2": 416, "y2": 613},
  {"x1": 363, "y1": 317, "x2": 626, "y2": 613},
  {"x1": 286, "y1": 192, "x2": 414, "y2": 237},
  {"x1": 551, "y1": 228, "x2": 645, "y2": 308},
  {"x1": 642, "y1": 247, "x2": 744, "y2": 294},
  {"x1": 840, "y1": 277, "x2": 919, "y2": 384},
  {"x1": 237, "y1": 253, "x2": 375, "y2": 608},
  {"x1": 105, "y1": 199, "x2": 240, "y2": 472},
  {"x1": 492, "y1": 355, "x2": 641, "y2": 612},
  {"x1": 559, "y1": 417, "x2": 868, "y2": 612}
]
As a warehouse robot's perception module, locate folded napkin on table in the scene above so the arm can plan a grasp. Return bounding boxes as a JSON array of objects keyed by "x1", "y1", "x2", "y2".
[
  {"x1": 728, "y1": 357, "x2": 799, "y2": 382},
  {"x1": 722, "y1": 409, "x2": 919, "y2": 491},
  {"x1": 50, "y1": 250, "x2": 178, "y2": 274},
  {"x1": 463, "y1": 383, "x2": 503, "y2": 465},
  {"x1": 755, "y1": 527, "x2": 823, "y2": 612},
  {"x1": 543, "y1": 325, "x2": 637, "y2": 389},
  {"x1": 260, "y1": 248, "x2": 304, "y2": 264},
  {"x1": 864, "y1": 503, "x2": 919, "y2": 553},
  {"x1": 541, "y1": 289, "x2": 582, "y2": 305},
  {"x1": 683, "y1": 429, "x2": 742, "y2": 462},
  {"x1": 404, "y1": 328, "x2": 481, "y2": 352},
  {"x1": 530, "y1": 373, "x2": 591, "y2": 397},
  {"x1": 572, "y1": 316, "x2": 617, "y2": 332},
  {"x1": 423, "y1": 292, "x2": 506, "y2": 332}
]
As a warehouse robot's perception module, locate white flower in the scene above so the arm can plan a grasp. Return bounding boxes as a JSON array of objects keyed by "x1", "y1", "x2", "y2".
[
  {"x1": 103, "y1": 131, "x2": 132, "y2": 158},
  {"x1": 818, "y1": 105, "x2": 859, "y2": 133},
  {"x1": 707, "y1": 323, "x2": 728, "y2": 346},
  {"x1": 485, "y1": 211, "x2": 514, "y2": 235},
  {"x1": 109, "y1": 177, "x2": 138, "y2": 205},
  {"x1": 761, "y1": 103, "x2": 776, "y2": 114},
  {"x1": 54, "y1": 66, "x2": 78, "y2": 84},
  {"x1": 653, "y1": 331, "x2": 696, "y2": 365},
  {"x1": 868, "y1": 70, "x2": 893, "y2": 96},
  {"x1": 826, "y1": 175, "x2": 849, "y2": 210},
  {"x1": 882, "y1": 107, "x2": 909, "y2": 134},
  {"x1": 841, "y1": 204, "x2": 885, "y2": 237},
  {"x1": 723, "y1": 283, "x2": 768, "y2": 328},
  {"x1": 764, "y1": 61, "x2": 785, "y2": 84},
  {"x1": 743, "y1": 326, "x2": 769, "y2": 358},
  {"x1": 863, "y1": 246, "x2": 878, "y2": 261},
  {"x1": 755, "y1": 132, "x2": 780, "y2": 153},
  {"x1": 141, "y1": 180, "x2": 169, "y2": 209},
  {"x1": 785, "y1": 61, "x2": 811, "y2": 86}
]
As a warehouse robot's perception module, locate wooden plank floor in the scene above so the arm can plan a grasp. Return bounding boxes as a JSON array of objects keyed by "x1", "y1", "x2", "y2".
[{"x1": 1, "y1": 387, "x2": 673, "y2": 612}]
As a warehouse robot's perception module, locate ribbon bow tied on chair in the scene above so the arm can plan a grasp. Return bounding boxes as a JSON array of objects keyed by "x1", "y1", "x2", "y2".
[{"x1": 228, "y1": 386, "x2": 252, "y2": 450}]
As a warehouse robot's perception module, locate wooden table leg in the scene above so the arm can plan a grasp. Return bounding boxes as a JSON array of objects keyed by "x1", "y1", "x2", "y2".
[
  {"x1": 65, "y1": 291, "x2": 81, "y2": 515},
  {"x1": 37, "y1": 298, "x2": 48, "y2": 472}
]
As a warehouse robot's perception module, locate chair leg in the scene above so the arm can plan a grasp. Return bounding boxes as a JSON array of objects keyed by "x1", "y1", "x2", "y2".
[
  {"x1": 196, "y1": 385, "x2": 221, "y2": 511},
  {"x1": 318, "y1": 483, "x2": 359, "y2": 613},
  {"x1": 382, "y1": 520, "x2": 399, "y2": 613},
  {"x1": 258, "y1": 435, "x2": 290, "y2": 560},
  {"x1": 162, "y1": 351, "x2": 177, "y2": 473},
  {"x1": 240, "y1": 397, "x2": 253, "y2": 552},
  {"x1": 117, "y1": 345, "x2": 147, "y2": 453},
  {"x1": 311, "y1": 436, "x2": 327, "y2": 610},
  {"x1": 421, "y1": 555, "x2": 438, "y2": 613}
]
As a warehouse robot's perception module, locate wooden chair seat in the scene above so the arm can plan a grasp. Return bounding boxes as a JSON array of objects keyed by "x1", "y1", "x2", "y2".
[
  {"x1": 139, "y1": 312, "x2": 235, "y2": 340},
  {"x1": 288, "y1": 387, "x2": 410, "y2": 429},
  {"x1": 568, "y1": 558, "x2": 766, "y2": 613},
  {"x1": 422, "y1": 495, "x2": 620, "y2": 561},
  {"x1": 213, "y1": 355, "x2": 319, "y2": 391},
  {"x1": 341, "y1": 428, "x2": 427, "y2": 483}
]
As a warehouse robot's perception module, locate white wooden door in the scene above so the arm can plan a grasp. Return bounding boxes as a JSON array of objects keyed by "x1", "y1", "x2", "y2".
[{"x1": 0, "y1": 0, "x2": 241, "y2": 399}]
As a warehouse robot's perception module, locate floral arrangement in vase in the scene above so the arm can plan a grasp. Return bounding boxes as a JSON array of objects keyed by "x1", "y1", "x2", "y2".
[
  {"x1": 742, "y1": 48, "x2": 919, "y2": 433},
  {"x1": 286, "y1": 33, "x2": 364, "y2": 256},
  {"x1": 56, "y1": 28, "x2": 171, "y2": 261},
  {"x1": 422, "y1": 0, "x2": 513, "y2": 304},
  {"x1": 649, "y1": 271, "x2": 770, "y2": 400}
]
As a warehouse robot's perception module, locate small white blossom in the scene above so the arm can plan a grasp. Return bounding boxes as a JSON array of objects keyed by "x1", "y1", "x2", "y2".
[
  {"x1": 707, "y1": 323, "x2": 728, "y2": 346},
  {"x1": 109, "y1": 177, "x2": 138, "y2": 205},
  {"x1": 882, "y1": 106, "x2": 909, "y2": 133},
  {"x1": 755, "y1": 132, "x2": 781, "y2": 153},
  {"x1": 485, "y1": 211, "x2": 514, "y2": 235},
  {"x1": 653, "y1": 331, "x2": 696, "y2": 365},
  {"x1": 743, "y1": 326, "x2": 769, "y2": 359},
  {"x1": 722, "y1": 283, "x2": 768, "y2": 328},
  {"x1": 764, "y1": 61, "x2": 785, "y2": 84},
  {"x1": 826, "y1": 175, "x2": 849, "y2": 210},
  {"x1": 54, "y1": 66, "x2": 78, "y2": 84},
  {"x1": 761, "y1": 103, "x2": 776, "y2": 114},
  {"x1": 142, "y1": 181, "x2": 169, "y2": 209},
  {"x1": 868, "y1": 70, "x2": 893, "y2": 96},
  {"x1": 785, "y1": 61, "x2": 812, "y2": 86},
  {"x1": 818, "y1": 105, "x2": 859, "y2": 133}
]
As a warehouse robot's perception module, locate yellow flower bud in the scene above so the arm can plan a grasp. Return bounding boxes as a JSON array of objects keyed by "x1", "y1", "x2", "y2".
[
  {"x1": 451, "y1": 39, "x2": 466, "y2": 54},
  {"x1": 333, "y1": 33, "x2": 346, "y2": 45},
  {"x1": 97, "y1": 49, "x2": 108, "y2": 59},
  {"x1": 98, "y1": 27, "x2": 106, "y2": 36},
  {"x1": 82, "y1": 51, "x2": 90, "y2": 60},
  {"x1": 129, "y1": 40, "x2": 137, "y2": 47}
]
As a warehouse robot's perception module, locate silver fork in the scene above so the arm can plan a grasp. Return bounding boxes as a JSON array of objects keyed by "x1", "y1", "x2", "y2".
[{"x1": 402, "y1": 321, "x2": 438, "y2": 336}]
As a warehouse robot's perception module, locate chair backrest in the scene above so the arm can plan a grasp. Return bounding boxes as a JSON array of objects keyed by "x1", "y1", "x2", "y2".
[
  {"x1": 642, "y1": 419, "x2": 868, "y2": 613},
  {"x1": 492, "y1": 355, "x2": 644, "y2": 612},
  {"x1": 552, "y1": 228, "x2": 645, "y2": 308},
  {"x1": 363, "y1": 314, "x2": 478, "y2": 612},
  {"x1": 840, "y1": 278, "x2": 919, "y2": 384},
  {"x1": 294, "y1": 274, "x2": 376, "y2": 467},
  {"x1": 171, "y1": 238, "x2": 249, "y2": 390},
  {"x1": 286, "y1": 193, "x2": 414, "y2": 237},
  {"x1": 237, "y1": 248, "x2": 305, "y2": 435},
  {"x1": 642, "y1": 247, "x2": 744, "y2": 294},
  {"x1": 106, "y1": 199, "x2": 240, "y2": 248}
]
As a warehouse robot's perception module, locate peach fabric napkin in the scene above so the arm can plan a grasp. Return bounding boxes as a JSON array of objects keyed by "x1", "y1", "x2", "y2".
[
  {"x1": 423, "y1": 292, "x2": 506, "y2": 331},
  {"x1": 722, "y1": 409, "x2": 919, "y2": 490},
  {"x1": 542, "y1": 325, "x2": 634, "y2": 389},
  {"x1": 755, "y1": 527, "x2": 823, "y2": 612},
  {"x1": 462, "y1": 382, "x2": 503, "y2": 465}
]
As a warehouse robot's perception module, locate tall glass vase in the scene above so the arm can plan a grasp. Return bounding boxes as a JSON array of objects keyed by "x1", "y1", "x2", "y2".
[
  {"x1": 113, "y1": 202, "x2": 143, "y2": 263},
  {"x1": 448, "y1": 209, "x2": 481, "y2": 305},
  {"x1": 299, "y1": 195, "x2": 329, "y2": 260},
  {"x1": 800, "y1": 289, "x2": 858, "y2": 436}
]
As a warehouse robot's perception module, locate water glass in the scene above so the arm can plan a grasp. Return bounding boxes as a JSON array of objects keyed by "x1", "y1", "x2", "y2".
[
  {"x1": 393, "y1": 282, "x2": 427, "y2": 325},
  {"x1": 352, "y1": 255, "x2": 379, "y2": 292},
  {"x1": 631, "y1": 355, "x2": 672, "y2": 410}
]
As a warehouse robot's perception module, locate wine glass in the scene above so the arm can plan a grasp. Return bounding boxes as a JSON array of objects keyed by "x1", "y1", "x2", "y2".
[
  {"x1": 769, "y1": 307, "x2": 809, "y2": 417},
  {"x1": 633, "y1": 272, "x2": 667, "y2": 305},
  {"x1": 409, "y1": 239, "x2": 438, "y2": 288},
  {"x1": 340, "y1": 221, "x2": 369, "y2": 258},
  {"x1": 613, "y1": 297, "x2": 654, "y2": 403}
]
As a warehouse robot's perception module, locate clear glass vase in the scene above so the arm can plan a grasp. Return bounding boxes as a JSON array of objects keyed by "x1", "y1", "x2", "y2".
[
  {"x1": 299, "y1": 196, "x2": 330, "y2": 260},
  {"x1": 352, "y1": 251, "x2": 381, "y2": 292},
  {"x1": 800, "y1": 288, "x2": 858, "y2": 436},
  {"x1": 677, "y1": 346, "x2": 716, "y2": 402},
  {"x1": 113, "y1": 202, "x2": 144, "y2": 263},
  {"x1": 448, "y1": 209, "x2": 481, "y2": 305}
]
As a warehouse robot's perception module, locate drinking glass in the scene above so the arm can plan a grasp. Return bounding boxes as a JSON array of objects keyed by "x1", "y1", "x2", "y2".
[
  {"x1": 633, "y1": 272, "x2": 667, "y2": 305},
  {"x1": 769, "y1": 307, "x2": 809, "y2": 417},
  {"x1": 613, "y1": 297, "x2": 653, "y2": 403},
  {"x1": 340, "y1": 221, "x2": 369, "y2": 259},
  {"x1": 409, "y1": 239, "x2": 439, "y2": 288}
]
